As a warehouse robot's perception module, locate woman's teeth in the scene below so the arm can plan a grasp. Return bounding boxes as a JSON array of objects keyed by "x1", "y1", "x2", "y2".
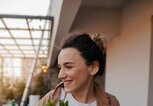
[{"x1": 64, "y1": 80, "x2": 72, "y2": 87}]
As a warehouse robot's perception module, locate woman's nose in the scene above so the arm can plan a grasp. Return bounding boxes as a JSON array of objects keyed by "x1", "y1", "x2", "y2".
[{"x1": 58, "y1": 69, "x2": 67, "y2": 79}]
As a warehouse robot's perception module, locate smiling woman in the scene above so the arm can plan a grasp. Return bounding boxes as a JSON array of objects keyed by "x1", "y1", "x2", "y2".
[{"x1": 37, "y1": 33, "x2": 120, "y2": 106}]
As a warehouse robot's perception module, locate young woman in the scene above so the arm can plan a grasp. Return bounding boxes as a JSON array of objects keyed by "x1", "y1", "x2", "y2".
[{"x1": 37, "y1": 33, "x2": 120, "y2": 106}]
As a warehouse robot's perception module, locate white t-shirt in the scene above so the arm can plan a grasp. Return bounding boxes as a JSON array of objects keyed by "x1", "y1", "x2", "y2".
[{"x1": 57, "y1": 88, "x2": 97, "y2": 106}]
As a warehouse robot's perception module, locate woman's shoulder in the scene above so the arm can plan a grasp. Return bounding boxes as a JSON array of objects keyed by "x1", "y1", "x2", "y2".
[
  {"x1": 36, "y1": 82, "x2": 64, "y2": 106},
  {"x1": 36, "y1": 90, "x2": 54, "y2": 106},
  {"x1": 94, "y1": 82, "x2": 120, "y2": 106},
  {"x1": 104, "y1": 91, "x2": 120, "y2": 106}
]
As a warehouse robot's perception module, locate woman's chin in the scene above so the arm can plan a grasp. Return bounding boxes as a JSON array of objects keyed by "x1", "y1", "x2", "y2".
[{"x1": 64, "y1": 87, "x2": 73, "y2": 93}]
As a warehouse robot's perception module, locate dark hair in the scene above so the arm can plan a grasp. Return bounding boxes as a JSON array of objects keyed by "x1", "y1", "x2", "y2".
[{"x1": 61, "y1": 33, "x2": 105, "y2": 76}]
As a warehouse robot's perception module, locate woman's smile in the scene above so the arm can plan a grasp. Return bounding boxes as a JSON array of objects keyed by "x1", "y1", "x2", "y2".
[{"x1": 63, "y1": 80, "x2": 73, "y2": 87}]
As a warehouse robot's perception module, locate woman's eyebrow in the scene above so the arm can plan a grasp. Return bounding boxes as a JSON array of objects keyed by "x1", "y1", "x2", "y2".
[
  {"x1": 58, "y1": 62, "x2": 74, "y2": 67},
  {"x1": 63, "y1": 62, "x2": 74, "y2": 65}
]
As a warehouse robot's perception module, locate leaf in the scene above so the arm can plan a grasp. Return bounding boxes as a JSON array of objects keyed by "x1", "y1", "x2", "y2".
[
  {"x1": 44, "y1": 99, "x2": 68, "y2": 106},
  {"x1": 59, "y1": 100, "x2": 69, "y2": 106},
  {"x1": 44, "y1": 100, "x2": 56, "y2": 106}
]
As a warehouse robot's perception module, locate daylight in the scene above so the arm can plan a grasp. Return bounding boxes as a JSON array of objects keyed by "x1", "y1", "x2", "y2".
[{"x1": 0, "y1": 0, "x2": 50, "y2": 16}]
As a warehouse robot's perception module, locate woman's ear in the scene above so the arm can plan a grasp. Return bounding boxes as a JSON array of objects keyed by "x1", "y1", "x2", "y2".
[{"x1": 89, "y1": 61, "x2": 99, "y2": 76}]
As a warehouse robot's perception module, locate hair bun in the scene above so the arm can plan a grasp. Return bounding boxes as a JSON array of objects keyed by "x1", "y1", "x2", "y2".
[{"x1": 92, "y1": 34, "x2": 105, "y2": 53}]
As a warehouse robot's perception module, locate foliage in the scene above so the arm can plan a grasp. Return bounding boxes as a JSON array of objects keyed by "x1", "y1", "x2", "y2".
[
  {"x1": 44, "y1": 100, "x2": 68, "y2": 106},
  {"x1": 30, "y1": 74, "x2": 42, "y2": 95},
  {"x1": 59, "y1": 100, "x2": 68, "y2": 106},
  {"x1": 14, "y1": 80, "x2": 26, "y2": 105},
  {"x1": 30, "y1": 72, "x2": 50, "y2": 96},
  {"x1": 44, "y1": 100, "x2": 56, "y2": 106},
  {"x1": 3, "y1": 80, "x2": 25, "y2": 103},
  {"x1": 3, "y1": 87, "x2": 14, "y2": 100},
  {"x1": 14, "y1": 80, "x2": 25, "y2": 97}
]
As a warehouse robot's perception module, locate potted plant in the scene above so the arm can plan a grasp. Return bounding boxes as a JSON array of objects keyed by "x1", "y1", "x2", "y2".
[
  {"x1": 14, "y1": 80, "x2": 25, "y2": 106},
  {"x1": 29, "y1": 74, "x2": 42, "y2": 106}
]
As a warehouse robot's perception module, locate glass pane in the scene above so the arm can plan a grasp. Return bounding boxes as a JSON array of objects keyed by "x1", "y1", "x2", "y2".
[
  {"x1": 33, "y1": 39, "x2": 40, "y2": 45},
  {"x1": 16, "y1": 39, "x2": 32, "y2": 45},
  {"x1": 0, "y1": 45, "x2": 3, "y2": 49},
  {"x1": 0, "y1": 16, "x2": 52, "y2": 59},
  {"x1": 25, "y1": 54, "x2": 35, "y2": 57},
  {"x1": 44, "y1": 31, "x2": 50, "y2": 39},
  {"x1": 11, "y1": 30, "x2": 30, "y2": 38},
  {"x1": 14, "y1": 67, "x2": 21, "y2": 77},
  {"x1": 0, "y1": 20, "x2": 5, "y2": 27},
  {"x1": 20, "y1": 46, "x2": 34, "y2": 50},
  {"x1": 10, "y1": 50, "x2": 22, "y2": 54},
  {"x1": 39, "y1": 54, "x2": 47, "y2": 58},
  {"x1": 12, "y1": 58, "x2": 21, "y2": 67},
  {"x1": 13, "y1": 54, "x2": 24, "y2": 57},
  {"x1": 28, "y1": 19, "x2": 45, "y2": 29},
  {"x1": 3, "y1": 18, "x2": 27, "y2": 28},
  {"x1": 0, "y1": 39, "x2": 15, "y2": 44},
  {"x1": 39, "y1": 51, "x2": 47, "y2": 57},
  {"x1": 44, "y1": 51, "x2": 48, "y2": 54},
  {"x1": 1, "y1": 54, "x2": 12, "y2": 57},
  {"x1": 23, "y1": 51, "x2": 35, "y2": 54},
  {"x1": 42, "y1": 39, "x2": 49, "y2": 45},
  {"x1": 34, "y1": 46, "x2": 38, "y2": 50},
  {"x1": 39, "y1": 51, "x2": 44, "y2": 55},
  {"x1": 31, "y1": 31, "x2": 41, "y2": 38},
  {"x1": 0, "y1": 30, "x2": 11, "y2": 37},
  {"x1": 4, "y1": 45, "x2": 19, "y2": 50},
  {"x1": 0, "y1": 50, "x2": 8, "y2": 53},
  {"x1": 45, "y1": 20, "x2": 50, "y2": 30},
  {"x1": 40, "y1": 46, "x2": 48, "y2": 51}
]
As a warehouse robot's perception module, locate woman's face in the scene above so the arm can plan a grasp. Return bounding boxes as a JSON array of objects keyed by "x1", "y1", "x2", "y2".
[{"x1": 58, "y1": 48, "x2": 92, "y2": 93}]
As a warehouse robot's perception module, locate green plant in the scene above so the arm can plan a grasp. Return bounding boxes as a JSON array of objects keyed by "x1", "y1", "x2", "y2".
[
  {"x1": 44, "y1": 100, "x2": 55, "y2": 106},
  {"x1": 30, "y1": 74, "x2": 42, "y2": 95},
  {"x1": 30, "y1": 72, "x2": 50, "y2": 96},
  {"x1": 59, "y1": 100, "x2": 68, "y2": 106},
  {"x1": 44, "y1": 100, "x2": 68, "y2": 106},
  {"x1": 3, "y1": 87, "x2": 14, "y2": 100},
  {"x1": 13, "y1": 80, "x2": 26, "y2": 105},
  {"x1": 14, "y1": 80, "x2": 25, "y2": 97}
]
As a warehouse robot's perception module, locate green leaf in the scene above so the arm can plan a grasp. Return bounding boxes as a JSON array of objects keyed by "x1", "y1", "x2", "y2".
[
  {"x1": 44, "y1": 100, "x2": 56, "y2": 106},
  {"x1": 44, "y1": 99, "x2": 68, "y2": 106},
  {"x1": 59, "y1": 100, "x2": 69, "y2": 106}
]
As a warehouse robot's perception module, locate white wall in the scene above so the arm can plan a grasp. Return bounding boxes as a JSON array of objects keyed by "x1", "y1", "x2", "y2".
[
  {"x1": 148, "y1": 17, "x2": 153, "y2": 106},
  {"x1": 47, "y1": 0, "x2": 63, "y2": 66},
  {"x1": 47, "y1": 0, "x2": 82, "y2": 66},
  {"x1": 106, "y1": 1, "x2": 153, "y2": 106},
  {"x1": 71, "y1": 7, "x2": 120, "y2": 40}
]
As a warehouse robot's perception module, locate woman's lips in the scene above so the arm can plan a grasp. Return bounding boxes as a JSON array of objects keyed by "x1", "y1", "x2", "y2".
[{"x1": 63, "y1": 80, "x2": 73, "y2": 87}]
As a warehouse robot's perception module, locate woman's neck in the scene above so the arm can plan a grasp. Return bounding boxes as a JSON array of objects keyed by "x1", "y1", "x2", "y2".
[{"x1": 71, "y1": 80, "x2": 96, "y2": 104}]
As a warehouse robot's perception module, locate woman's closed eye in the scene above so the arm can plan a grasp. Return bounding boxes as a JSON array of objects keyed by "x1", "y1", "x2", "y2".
[
  {"x1": 65, "y1": 65, "x2": 73, "y2": 69},
  {"x1": 57, "y1": 64, "x2": 73, "y2": 70}
]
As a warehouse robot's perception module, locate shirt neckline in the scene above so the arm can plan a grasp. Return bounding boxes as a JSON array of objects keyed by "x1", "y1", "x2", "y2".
[{"x1": 68, "y1": 92, "x2": 97, "y2": 105}]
